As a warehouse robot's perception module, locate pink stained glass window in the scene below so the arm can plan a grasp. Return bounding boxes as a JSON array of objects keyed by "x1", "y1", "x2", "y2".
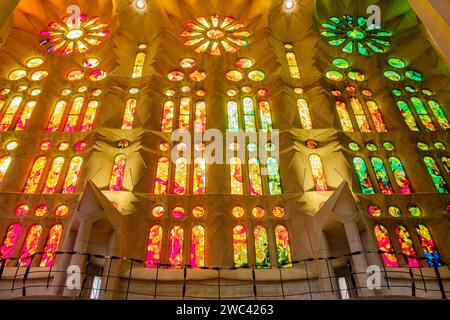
[
  {"x1": 145, "y1": 225, "x2": 163, "y2": 268},
  {"x1": 23, "y1": 156, "x2": 47, "y2": 193},
  {"x1": 154, "y1": 156, "x2": 169, "y2": 194},
  {"x1": 179, "y1": 97, "x2": 191, "y2": 131},
  {"x1": 248, "y1": 158, "x2": 263, "y2": 195},
  {"x1": 161, "y1": 100, "x2": 175, "y2": 132},
  {"x1": 39, "y1": 224, "x2": 63, "y2": 267},
  {"x1": 122, "y1": 98, "x2": 137, "y2": 129},
  {"x1": 193, "y1": 157, "x2": 206, "y2": 195},
  {"x1": 191, "y1": 225, "x2": 205, "y2": 268},
  {"x1": 168, "y1": 226, "x2": 184, "y2": 268},
  {"x1": 394, "y1": 225, "x2": 420, "y2": 268},
  {"x1": 0, "y1": 223, "x2": 22, "y2": 264},
  {"x1": 366, "y1": 100, "x2": 387, "y2": 132},
  {"x1": 309, "y1": 154, "x2": 328, "y2": 191},
  {"x1": 62, "y1": 156, "x2": 83, "y2": 193},
  {"x1": 47, "y1": 100, "x2": 67, "y2": 132},
  {"x1": 109, "y1": 154, "x2": 127, "y2": 191},
  {"x1": 194, "y1": 100, "x2": 206, "y2": 133},
  {"x1": 18, "y1": 225, "x2": 43, "y2": 267},
  {"x1": 374, "y1": 224, "x2": 399, "y2": 267},
  {"x1": 64, "y1": 97, "x2": 84, "y2": 132},
  {"x1": 0, "y1": 96, "x2": 23, "y2": 131},
  {"x1": 173, "y1": 157, "x2": 188, "y2": 195},
  {"x1": 42, "y1": 156, "x2": 65, "y2": 194},
  {"x1": 15, "y1": 100, "x2": 37, "y2": 130},
  {"x1": 80, "y1": 100, "x2": 99, "y2": 132},
  {"x1": 0, "y1": 155, "x2": 12, "y2": 183}
]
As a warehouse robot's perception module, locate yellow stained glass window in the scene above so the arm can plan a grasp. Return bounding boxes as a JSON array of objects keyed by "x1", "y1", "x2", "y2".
[
  {"x1": 47, "y1": 100, "x2": 67, "y2": 132},
  {"x1": 297, "y1": 98, "x2": 313, "y2": 129},
  {"x1": 179, "y1": 97, "x2": 191, "y2": 131},
  {"x1": 64, "y1": 97, "x2": 84, "y2": 132},
  {"x1": 336, "y1": 100, "x2": 354, "y2": 132},
  {"x1": 43, "y1": 157, "x2": 65, "y2": 194},
  {"x1": 248, "y1": 157, "x2": 263, "y2": 195},
  {"x1": 0, "y1": 96, "x2": 23, "y2": 131},
  {"x1": 161, "y1": 100, "x2": 175, "y2": 132},
  {"x1": 193, "y1": 157, "x2": 206, "y2": 195},
  {"x1": 154, "y1": 156, "x2": 169, "y2": 194},
  {"x1": 132, "y1": 52, "x2": 146, "y2": 79},
  {"x1": 109, "y1": 154, "x2": 127, "y2": 191},
  {"x1": 40, "y1": 224, "x2": 63, "y2": 267},
  {"x1": 62, "y1": 156, "x2": 83, "y2": 193},
  {"x1": 23, "y1": 156, "x2": 47, "y2": 193},
  {"x1": 309, "y1": 154, "x2": 328, "y2": 191},
  {"x1": 80, "y1": 100, "x2": 99, "y2": 132},
  {"x1": 0, "y1": 156, "x2": 12, "y2": 183},
  {"x1": 233, "y1": 225, "x2": 248, "y2": 267},
  {"x1": 15, "y1": 100, "x2": 37, "y2": 130},
  {"x1": 194, "y1": 100, "x2": 206, "y2": 132},
  {"x1": 230, "y1": 157, "x2": 243, "y2": 194},
  {"x1": 174, "y1": 157, "x2": 188, "y2": 195},
  {"x1": 169, "y1": 226, "x2": 184, "y2": 268},
  {"x1": 286, "y1": 52, "x2": 301, "y2": 79},
  {"x1": 122, "y1": 98, "x2": 137, "y2": 129}
]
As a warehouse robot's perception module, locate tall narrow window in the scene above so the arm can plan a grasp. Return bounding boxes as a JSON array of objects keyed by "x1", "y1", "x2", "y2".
[
  {"x1": 248, "y1": 157, "x2": 263, "y2": 195},
  {"x1": 191, "y1": 225, "x2": 205, "y2": 268},
  {"x1": 423, "y1": 156, "x2": 448, "y2": 193},
  {"x1": 285, "y1": 51, "x2": 301, "y2": 79},
  {"x1": 349, "y1": 97, "x2": 371, "y2": 132},
  {"x1": 259, "y1": 100, "x2": 273, "y2": 131},
  {"x1": 0, "y1": 156, "x2": 12, "y2": 183},
  {"x1": 47, "y1": 100, "x2": 67, "y2": 132},
  {"x1": 161, "y1": 100, "x2": 175, "y2": 132},
  {"x1": 366, "y1": 100, "x2": 387, "y2": 132},
  {"x1": 233, "y1": 225, "x2": 248, "y2": 267},
  {"x1": 374, "y1": 224, "x2": 399, "y2": 267},
  {"x1": 254, "y1": 225, "x2": 270, "y2": 268},
  {"x1": 132, "y1": 52, "x2": 146, "y2": 79},
  {"x1": 427, "y1": 100, "x2": 450, "y2": 130},
  {"x1": 370, "y1": 157, "x2": 394, "y2": 194},
  {"x1": 109, "y1": 154, "x2": 127, "y2": 191},
  {"x1": 122, "y1": 98, "x2": 137, "y2": 129},
  {"x1": 173, "y1": 157, "x2": 188, "y2": 195},
  {"x1": 154, "y1": 156, "x2": 169, "y2": 194},
  {"x1": 64, "y1": 97, "x2": 84, "y2": 132},
  {"x1": 267, "y1": 157, "x2": 282, "y2": 195},
  {"x1": 0, "y1": 96, "x2": 23, "y2": 131},
  {"x1": 23, "y1": 156, "x2": 47, "y2": 193},
  {"x1": 243, "y1": 97, "x2": 256, "y2": 132},
  {"x1": 40, "y1": 224, "x2": 63, "y2": 267},
  {"x1": 168, "y1": 226, "x2": 184, "y2": 268},
  {"x1": 227, "y1": 100, "x2": 240, "y2": 132},
  {"x1": 178, "y1": 97, "x2": 191, "y2": 131},
  {"x1": 336, "y1": 100, "x2": 354, "y2": 132},
  {"x1": 353, "y1": 157, "x2": 375, "y2": 194},
  {"x1": 275, "y1": 225, "x2": 292, "y2": 267},
  {"x1": 394, "y1": 225, "x2": 420, "y2": 268},
  {"x1": 396, "y1": 100, "x2": 419, "y2": 132},
  {"x1": 297, "y1": 98, "x2": 313, "y2": 129},
  {"x1": 62, "y1": 156, "x2": 83, "y2": 193},
  {"x1": 309, "y1": 154, "x2": 328, "y2": 191},
  {"x1": 43, "y1": 156, "x2": 65, "y2": 194},
  {"x1": 15, "y1": 100, "x2": 37, "y2": 130},
  {"x1": 80, "y1": 100, "x2": 99, "y2": 132},
  {"x1": 230, "y1": 157, "x2": 243, "y2": 194},
  {"x1": 18, "y1": 225, "x2": 42, "y2": 267},
  {"x1": 415, "y1": 224, "x2": 441, "y2": 266},
  {"x1": 0, "y1": 223, "x2": 22, "y2": 263},
  {"x1": 410, "y1": 97, "x2": 435, "y2": 131},
  {"x1": 388, "y1": 157, "x2": 412, "y2": 194},
  {"x1": 146, "y1": 225, "x2": 163, "y2": 268},
  {"x1": 194, "y1": 100, "x2": 206, "y2": 132},
  {"x1": 193, "y1": 157, "x2": 206, "y2": 195}
]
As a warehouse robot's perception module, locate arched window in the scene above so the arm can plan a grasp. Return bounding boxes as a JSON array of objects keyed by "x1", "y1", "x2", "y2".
[
  {"x1": 194, "y1": 100, "x2": 206, "y2": 132},
  {"x1": 427, "y1": 100, "x2": 450, "y2": 130},
  {"x1": 19, "y1": 225, "x2": 43, "y2": 267},
  {"x1": 23, "y1": 156, "x2": 47, "y2": 193},
  {"x1": 168, "y1": 226, "x2": 184, "y2": 268},
  {"x1": 423, "y1": 156, "x2": 448, "y2": 193},
  {"x1": 415, "y1": 224, "x2": 441, "y2": 266},
  {"x1": 109, "y1": 154, "x2": 127, "y2": 191},
  {"x1": 0, "y1": 223, "x2": 22, "y2": 264},
  {"x1": 275, "y1": 225, "x2": 292, "y2": 267},
  {"x1": 254, "y1": 225, "x2": 270, "y2": 268},
  {"x1": 388, "y1": 157, "x2": 412, "y2": 194},
  {"x1": 230, "y1": 157, "x2": 243, "y2": 195},
  {"x1": 297, "y1": 98, "x2": 313, "y2": 129},
  {"x1": 173, "y1": 157, "x2": 188, "y2": 195},
  {"x1": 243, "y1": 97, "x2": 256, "y2": 132},
  {"x1": 374, "y1": 224, "x2": 399, "y2": 267},
  {"x1": 193, "y1": 157, "x2": 206, "y2": 195},
  {"x1": 267, "y1": 157, "x2": 282, "y2": 195},
  {"x1": 248, "y1": 157, "x2": 263, "y2": 195},
  {"x1": 132, "y1": 52, "x2": 146, "y2": 79},
  {"x1": 179, "y1": 97, "x2": 191, "y2": 131},
  {"x1": 309, "y1": 154, "x2": 328, "y2": 191},
  {"x1": 410, "y1": 97, "x2": 436, "y2": 132},
  {"x1": 43, "y1": 156, "x2": 65, "y2": 194},
  {"x1": 40, "y1": 224, "x2": 63, "y2": 267},
  {"x1": 145, "y1": 225, "x2": 163, "y2": 268},
  {"x1": 366, "y1": 100, "x2": 387, "y2": 132},
  {"x1": 154, "y1": 156, "x2": 169, "y2": 195},
  {"x1": 64, "y1": 97, "x2": 84, "y2": 132},
  {"x1": 285, "y1": 51, "x2": 301, "y2": 79},
  {"x1": 80, "y1": 100, "x2": 99, "y2": 132},
  {"x1": 122, "y1": 98, "x2": 137, "y2": 129},
  {"x1": 370, "y1": 157, "x2": 394, "y2": 194},
  {"x1": 353, "y1": 157, "x2": 374, "y2": 194},
  {"x1": 395, "y1": 225, "x2": 420, "y2": 268},
  {"x1": 335, "y1": 100, "x2": 354, "y2": 132},
  {"x1": 349, "y1": 97, "x2": 371, "y2": 132},
  {"x1": 15, "y1": 100, "x2": 37, "y2": 130},
  {"x1": 47, "y1": 100, "x2": 67, "y2": 132},
  {"x1": 259, "y1": 100, "x2": 273, "y2": 131},
  {"x1": 161, "y1": 100, "x2": 175, "y2": 132},
  {"x1": 0, "y1": 155, "x2": 12, "y2": 183},
  {"x1": 396, "y1": 100, "x2": 419, "y2": 132},
  {"x1": 62, "y1": 156, "x2": 83, "y2": 193},
  {"x1": 0, "y1": 96, "x2": 23, "y2": 131},
  {"x1": 233, "y1": 225, "x2": 248, "y2": 267},
  {"x1": 227, "y1": 100, "x2": 240, "y2": 132},
  {"x1": 191, "y1": 225, "x2": 205, "y2": 268}
]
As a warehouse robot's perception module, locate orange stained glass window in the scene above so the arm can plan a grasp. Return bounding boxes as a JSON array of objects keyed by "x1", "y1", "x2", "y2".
[
  {"x1": 132, "y1": 52, "x2": 146, "y2": 79},
  {"x1": 47, "y1": 100, "x2": 67, "y2": 132},
  {"x1": 80, "y1": 100, "x2": 99, "y2": 132},
  {"x1": 297, "y1": 98, "x2": 313, "y2": 129},
  {"x1": 193, "y1": 157, "x2": 206, "y2": 195},
  {"x1": 145, "y1": 225, "x2": 163, "y2": 268},
  {"x1": 259, "y1": 100, "x2": 273, "y2": 131},
  {"x1": 275, "y1": 225, "x2": 292, "y2": 267},
  {"x1": 40, "y1": 224, "x2": 63, "y2": 267},
  {"x1": 161, "y1": 100, "x2": 175, "y2": 132},
  {"x1": 243, "y1": 97, "x2": 256, "y2": 132},
  {"x1": 248, "y1": 157, "x2": 263, "y2": 195},
  {"x1": 15, "y1": 100, "x2": 37, "y2": 130},
  {"x1": 109, "y1": 154, "x2": 127, "y2": 191},
  {"x1": 309, "y1": 154, "x2": 328, "y2": 191},
  {"x1": 395, "y1": 225, "x2": 420, "y2": 268},
  {"x1": 62, "y1": 156, "x2": 83, "y2": 193},
  {"x1": 230, "y1": 157, "x2": 244, "y2": 194},
  {"x1": 173, "y1": 157, "x2": 188, "y2": 195},
  {"x1": 286, "y1": 52, "x2": 301, "y2": 79},
  {"x1": 18, "y1": 225, "x2": 42, "y2": 267},
  {"x1": 35, "y1": 204, "x2": 49, "y2": 217},
  {"x1": 335, "y1": 100, "x2": 354, "y2": 132},
  {"x1": 233, "y1": 225, "x2": 248, "y2": 267},
  {"x1": 366, "y1": 100, "x2": 387, "y2": 132},
  {"x1": 179, "y1": 97, "x2": 191, "y2": 131},
  {"x1": 191, "y1": 225, "x2": 205, "y2": 268},
  {"x1": 0, "y1": 223, "x2": 22, "y2": 263},
  {"x1": 43, "y1": 156, "x2": 65, "y2": 194},
  {"x1": 374, "y1": 224, "x2": 399, "y2": 267},
  {"x1": 154, "y1": 156, "x2": 170, "y2": 194},
  {"x1": 349, "y1": 97, "x2": 371, "y2": 132},
  {"x1": 23, "y1": 156, "x2": 47, "y2": 193},
  {"x1": 194, "y1": 100, "x2": 206, "y2": 132},
  {"x1": 168, "y1": 226, "x2": 184, "y2": 268},
  {"x1": 0, "y1": 96, "x2": 23, "y2": 131},
  {"x1": 122, "y1": 98, "x2": 137, "y2": 129},
  {"x1": 0, "y1": 155, "x2": 12, "y2": 183},
  {"x1": 64, "y1": 97, "x2": 84, "y2": 132}
]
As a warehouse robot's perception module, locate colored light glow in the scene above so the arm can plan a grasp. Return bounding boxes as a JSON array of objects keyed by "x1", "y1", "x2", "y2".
[
  {"x1": 191, "y1": 225, "x2": 205, "y2": 268},
  {"x1": 172, "y1": 207, "x2": 185, "y2": 219},
  {"x1": 42, "y1": 157, "x2": 65, "y2": 194},
  {"x1": 193, "y1": 157, "x2": 206, "y2": 194},
  {"x1": 353, "y1": 157, "x2": 375, "y2": 194},
  {"x1": 374, "y1": 224, "x2": 399, "y2": 267},
  {"x1": 109, "y1": 154, "x2": 127, "y2": 191},
  {"x1": 252, "y1": 207, "x2": 265, "y2": 218},
  {"x1": 423, "y1": 156, "x2": 448, "y2": 193},
  {"x1": 368, "y1": 205, "x2": 382, "y2": 217},
  {"x1": 62, "y1": 156, "x2": 83, "y2": 193},
  {"x1": 233, "y1": 225, "x2": 248, "y2": 267},
  {"x1": 122, "y1": 98, "x2": 137, "y2": 129},
  {"x1": 173, "y1": 158, "x2": 188, "y2": 195},
  {"x1": 297, "y1": 98, "x2": 313, "y2": 129},
  {"x1": 310, "y1": 154, "x2": 328, "y2": 191},
  {"x1": 192, "y1": 206, "x2": 206, "y2": 218},
  {"x1": 0, "y1": 224, "x2": 22, "y2": 263},
  {"x1": 26, "y1": 58, "x2": 44, "y2": 68},
  {"x1": 254, "y1": 226, "x2": 270, "y2": 268},
  {"x1": 35, "y1": 204, "x2": 49, "y2": 217},
  {"x1": 15, "y1": 204, "x2": 29, "y2": 217},
  {"x1": 145, "y1": 225, "x2": 162, "y2": 268},
  {"x1": 0, "y1": 156, "x2": 12, "y2": 182},
  {"x1": 230, "y1": 157, "x2": 244, "y2": 194},
  {"x1": 416, "y1": 224, "x2": 441, "y2": 266},
  {"x1": 55, "y1": 205, "x2": 69, "y2": 217},
  {"x1": 132, "y1": 52, "x2": 146, "y2": 79},
  {"x1": 232, "y1": 206, "x2": 245, "y2": 218},
  {"x1": 19, "y1": 225, "x2": 42, "y2": 267},
  {"x1": 275, "y1": 225, "x2": 292, "y2": 267},
  {"x1": 23, "y1": 156, "x2": 47, "y2": 193},
  {"x1": 40, "y1": 224, "x2": 63, "y2": 267},
  {"x1": 388, "y1": 157, "x2": 412, "y2": 194},
  {"x1": 395, "y1": 225, "x2": 420, "y2": 268},
  {"x1": 89, "y1": 69, "x2": 107, "y2": 81},
  {"x1": 168, "y1": 226, "x2": 184, "y2": 268},
  {"x1": 272, "y1": 206, "x2": 285, "y2": 218},
  {"x1": 8, "y1": 69, "x2": 27, "y2": 81},
  {"x1": 161, "y1": 100, "x2": 175, "y2": 132},
  {"x1": 268, "y1": 157, "x2": 283, "y2": 195}
]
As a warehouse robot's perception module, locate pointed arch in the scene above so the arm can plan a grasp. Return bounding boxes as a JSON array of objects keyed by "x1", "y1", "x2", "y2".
[
  {"x1": 415, "y1": 224, "x2": 441, "y2": 267},
  {"x1": 388, "y1": 157, "x2": 412, "y2": 194}
]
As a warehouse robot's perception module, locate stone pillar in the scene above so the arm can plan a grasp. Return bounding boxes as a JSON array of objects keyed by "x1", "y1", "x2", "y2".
[
  {"x1": 101, "y1": 230, "x2": 122, "y2": 300},
  {"x1": 50, "y1": 229, "x2": 77, "y2": 296},
  {"x1": 315, "y1": 231, "x2": 339, "y2": 299}
]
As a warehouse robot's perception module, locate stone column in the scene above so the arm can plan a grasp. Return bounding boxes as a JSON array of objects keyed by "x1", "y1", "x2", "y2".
[
  {"x1": 315, "y1": 231, "x2": 339, "y2": 299},
  {"x1": 101, "y1": 230, "x2": 122, "y2": 300},
  {"x1": 50, "y1": 229, "x2": 77, "y2": 296}
]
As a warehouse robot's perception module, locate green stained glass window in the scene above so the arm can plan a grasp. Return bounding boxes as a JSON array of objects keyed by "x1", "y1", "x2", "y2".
[
  {"x1": 388, "y1": 57, "x2": 407, "y2": 69},
  {"x1": 254, "y1": 226, "x2": 270, "y2": 268},
  {"x1": 353, "y1": 157, "x2": 375, "y2": 194},
  {"x1": 267, "y1": 157, "x2": 282, "y2": 195},
  {"x1": 349, "y1": 141, "x2": 360, "y2": 152},
  {"x1": 410, "y1": 97, "x2": 436, "y2": 132},
  {"x1": 383, "y1": 142, "x2": 395, "y2": 151},
  {"x1": 388, "y1": 206, "x2": 402, "y2": 217},
  {"x1": 348, "y1": 70, "x2": 366, "y2": 81},
  {"x1": 388, "y1": 157, "x2": 413, "y2": 194},
  {"x1": 427, "y1": 100, "x2": 450, "y2": 130},
  {"x1": 396, "y1": 101, "x2": 419, "y2": 131},
  {"x1": 332, "y1": 58, "x2": 350, "y2": 69},
  {"x1": 405, "y1": 70, "x2": 424, "y2": 81},
  {"x1": 408, "y1": 205, "x2": 422, "y2": 218},
  {"x1": 423, "y1": 156, "x2": 448, "y2": 193},
  {"x1": 417, "y1": 142, "x2": 429, "y2": 151},
  {"x1": 371, "y1": 157, "x2": 394, "y2": 194},
  {"x1": 434, "y1": 142, "x2": 446, "y2": 151},
  {"x1": 366, "y1": 143, "x2": 377, "y2": 152}
]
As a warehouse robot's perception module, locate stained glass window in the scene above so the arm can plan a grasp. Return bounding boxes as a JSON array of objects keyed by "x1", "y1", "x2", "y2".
[
  {"x1": 0, "y1": 96, "x2": 23, "y2": 131},
  {"x1": 39, "y1": 224, "x2": 63, "y2": 267},
  {"x1": 423, "y1": 156, "x2": 448, "y2": 193},
  {"x1": 19, "y1": 225, "x2": 42, "y2": 267},
  {"x1": 132, "y1": 52, "x2": 146, "y2": 79},
  {"x1": 243, "y1": 97, "x2": 256, "y2": 132},
  {"x1": 122, "y1": 98, "x2": 137, "y2": 129},
  {"x1": 230, "y1": 157, "x2": 244, "y2": 194},
  {"x1": 174, "y1": 157, "x2": 188, "y2": 195},
  {"x1": 415, "y1": 224, "x2": 441, "y2": 266},
  {"x1": 259, "y1": 100, "x2": 273, "y2": 131},
  {"x1": 64, "y1": 97, "x2": 84, "y2": 132},
  {"x1": 371, "y1": 157, "x2": 394, "y2": 194},
  {"x1": 410, "y1": 97, "x2": 435, "y2": 131},
  {"x1": 233, "y1": 225, "x2": 248, "y2": 267},
  {"x1": 62, "y1": 156, "x2": 83, "y2": 193},
  {"x1": 309, "y1": 154, "x2": 328, "y2": 191},
  {"x1": 366, "y1": 100, "x2": 387, "y2": 132},
  {"x1": 297, "y1": 98, "x2": 313, "y2": 129},
  {"x1": 353, "y1": 157, "x2": 375, "y2": 194},
  {"x1": 15, "y1": 100, "x2": 37, "y2": 130},
  {"x1": 194, "y1": 100, "x2": 207, "y2": 132},
  {"x1": 0, "y1": 223, "x2": 22, "y2": 263},
  {"x1": 336, "y1": 100, "x2": 354, "y2": 132},
  {"x1": 275, "y1": 225, "x2": 292, "y2": 267},
  {"x1": 80, "y1": 100, "x2": 99, "y2": 132},
  {"x1": 23, "y1": 156, "x2": 47, "y2": 193},
  {"x1": 388, "y1": 157, "x2": 412, "y2": 194},
  {"x1": 0, "y1": 156, "x2": 12, "y2": 183},
  {"x1": 193, "y1": 157, "x2": 206, "y2": 195},
  {"x1": 394, "y1": 225, "x2": 420, "y2": 268},
  {"x1": 396, "y1": 100, "x2": 419, "y2": 131},
  {"x1": 248, "y1": 157, "x2": 263, "y2": 195},
  {"x1": 427, "y1": 100, "x2": 450, "y2": 130},
  {"x1": 227, "y1": 100, "x2": 240, "y2": 132},
  {"x1": 47, "y1": 100, "x2": 67, "y2": 132},
  {"x1": 286, "y1": 51, "x2": 301, "y2": 79},
  {"x1": 191, "y1": 225, "x2": 205, "y2": 268},
  {"x1": 374, "y1": 224, "x2": 399, "y2": 267},
  {"x1": 43, "y1": 157, "x2": 65, "y2": 194},
  {"x1": 161, "y1": 100, "x2": 175, "y2": 132},
  {"x1": 109, "y1": 154, "x2": 127, "y2": 191},
  {"x1": 179, "y1": 97, "x2": 191, "y2": 131},
  {"x1": 154, "y1": 156, "x2": 169, "y2": 194},
  {"x1": 168, "y1": 226, "x2": 184, "y2": 268},
  {"x1": 267, "y1": 157, "x2": 282, "y2": 195},
  {"x1": 252, "y1": 225, "x2": 270, "y2": 268},
  {"x1": 349, "y1": 97, "x2": 371, "y2": 132},
  {"x1": 145, "y1": 225, "x2": 163, "y2": 268}
]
